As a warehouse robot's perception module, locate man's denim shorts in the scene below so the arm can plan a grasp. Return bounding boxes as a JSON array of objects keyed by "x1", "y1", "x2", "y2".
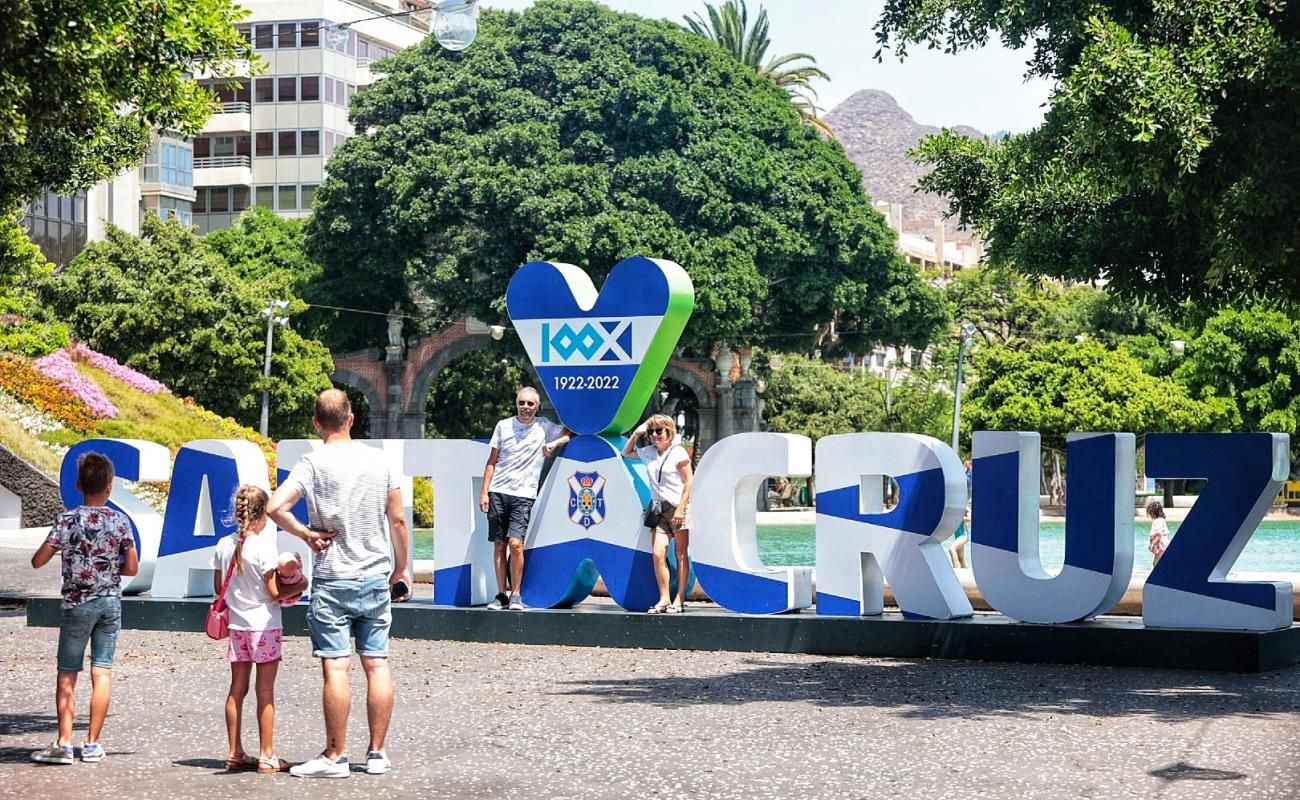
[
  {"x1": 306, "y1": 574, "x2": 392, "y2": 659},
  {"x1": 57, "y1": 596, "x2": 122, "y2": 673}
]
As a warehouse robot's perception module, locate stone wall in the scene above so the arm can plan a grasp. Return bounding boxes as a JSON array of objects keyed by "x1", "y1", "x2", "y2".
[{"x1": 0, "y1": 443, "x2": 63, "y2": 527}]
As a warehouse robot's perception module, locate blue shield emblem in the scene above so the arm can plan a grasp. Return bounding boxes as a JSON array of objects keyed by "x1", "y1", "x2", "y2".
[{"x1": 567, "y1": 471, "x2": 606, "y2": 529}]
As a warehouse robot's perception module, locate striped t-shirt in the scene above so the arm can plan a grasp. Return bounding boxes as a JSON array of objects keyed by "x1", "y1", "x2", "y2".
[{"x1": 282, "y1": 441, "x2": 398, "y2": 580}]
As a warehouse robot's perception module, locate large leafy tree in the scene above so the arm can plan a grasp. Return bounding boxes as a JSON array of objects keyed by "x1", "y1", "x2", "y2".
[
  {"x1": 683, "y1": 0, "x2": 832, "y2": 135},
  {"x1": 38, "y1": 215, "x2": 334, "y2": 439},
  {"x1": 0, "y1": 0, "x2": 251, "y2": 217},
  {"x1": 758, "y1": 352, "x2": 952, "y2": 443},
  {"x1": 306, "y1": 0, "x2": 945, "y2": 353},
  {"x1": 962, "y1": 340, "x2": 1222, "y2": 453},
  {"x1": 878, "y1": 0, "x2": 1300, "y2": 308},
  {"x1": 1174, "y1": 307, "x2": 1300, "y2": 441}
]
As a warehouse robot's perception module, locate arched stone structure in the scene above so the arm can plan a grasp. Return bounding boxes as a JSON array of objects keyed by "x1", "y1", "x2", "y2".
[{"x1": 331, "y1": 317, "x2": 761, "y2": 448}]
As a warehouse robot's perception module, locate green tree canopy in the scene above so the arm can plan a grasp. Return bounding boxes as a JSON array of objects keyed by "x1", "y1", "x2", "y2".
[
  {"x1": 963, "y1": 340, "x2": 1222, "y2": 453},
  {"x1": 1174, "y1": 307, "x2": 1300, "y2": 440},
  {"x1": 0, "y1": 0, "x2": 251, "y2": 216},
  {"x1": 305, "y1": 0, "x2": 946, "y2": 353},
  {"x1": 683, "y1": 0, "x2": 832, "y2": 135},
  {"x1": 878, "y1": 0, "x2": 1300, "y2": 308},
  {"x1": 38, "y1": 215, "x2": 334, "y2": 439},
  {"x1": 758, "y1": 352, "x2": 951, "y2": 443}
]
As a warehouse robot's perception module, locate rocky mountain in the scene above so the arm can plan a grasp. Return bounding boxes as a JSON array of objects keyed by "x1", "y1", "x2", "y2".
[{"x1": 824, "y1": 89, "x2": 983, "y2": 239}]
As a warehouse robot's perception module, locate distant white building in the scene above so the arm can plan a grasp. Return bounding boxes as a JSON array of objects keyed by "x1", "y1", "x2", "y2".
[
  {"x1": 875, "y1": 200, "x2": 983, "y2": 275},
  {"x1": 24, "y1": 0, "x2": 433, "y2": 262}
]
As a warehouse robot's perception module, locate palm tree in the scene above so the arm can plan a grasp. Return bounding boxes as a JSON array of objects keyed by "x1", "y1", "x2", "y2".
[{"x1": 684, "y1": 0, "x2": 833, "y2": 137}]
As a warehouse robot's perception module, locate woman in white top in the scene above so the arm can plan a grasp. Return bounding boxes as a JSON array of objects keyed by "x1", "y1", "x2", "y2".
[{"x1": 623, "y1": 413, "x2": 693, "y2": 613}]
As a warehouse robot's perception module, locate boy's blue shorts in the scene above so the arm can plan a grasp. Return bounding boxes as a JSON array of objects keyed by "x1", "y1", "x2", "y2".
[{"x1": 57, "y1": 595, "x2": 121, "y2": 672}]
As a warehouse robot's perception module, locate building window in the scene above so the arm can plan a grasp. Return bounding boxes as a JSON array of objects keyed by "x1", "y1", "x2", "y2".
[
  {"x1": 278, "y1": 131, "x2": 297, "y2": 156},
  {"x1": 194, "y1": 188, "x2": 207, "y2": 213},
  {"x1": 301, "y1": 21, "x2": 320, "y2": 47},
  {"x1": 254, "y1": 24, "x2": 274, "y2": 49},
  {"x1": 232, "y1": 186, "x2": 250, "y2": 212},
  {"x1": 256, "y1": 186, "x2": 275, "y2": 208},
  {"x1": 255, "y1": 132, "x2": 274, "y2": 157},
  {"x1": 301, "y1": 130, "x2": 320, "y2": 156},
  {"x1": 278, "y1": 22, "x2": 298, "y2": 49},
  {"x1": 255, "y1": 78, "x2": 274, "y2": 104},
  {"x1": 209, "y1": 187, "x2": 230, "y2": 213},
  {"x1": 277, "y1": 185, "x2": 297, "y2": 211},
  {"x1": 300, "y1": 184, "x2": 318, "y2": 208},
  {"x1": 278, "y1": 77, "x2": 297, "y2": 102},
  {"x1": 301, "y1": 76, "x2": 320, "y2": 102},
  {"x1": 22, "y1": 190, "x2": 88, "y2": 267}
]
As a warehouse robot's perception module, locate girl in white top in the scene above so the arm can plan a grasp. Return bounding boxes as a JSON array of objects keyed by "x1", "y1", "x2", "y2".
[
  {"x1": 210, "y1": 485, "x2": 305, "y2": 773},
  {"x1": 623, "y1": 413, "x2": 693, "y2": 613},
  {"x1": 1146, "y1": 499, "x2": 1172, "y2": 567}
]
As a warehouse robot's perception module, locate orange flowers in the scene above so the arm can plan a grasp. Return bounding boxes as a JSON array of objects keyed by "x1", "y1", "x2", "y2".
[{"x1": 0, "y1": 354, "x2": 98, "y2": 432}]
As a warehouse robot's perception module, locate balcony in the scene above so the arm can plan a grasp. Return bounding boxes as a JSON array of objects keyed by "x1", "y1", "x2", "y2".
[
  {"x1": 202, "y1": 102, "x2": 252, "y2": 134},
  {"x1": 193, "y1": 155, "x2": 252, "y2": 187}
]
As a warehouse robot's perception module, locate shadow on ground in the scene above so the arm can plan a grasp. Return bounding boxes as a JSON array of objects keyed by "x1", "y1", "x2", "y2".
[{"x1": 553, "y1": 658, "x2": 1300, "y2": 722}]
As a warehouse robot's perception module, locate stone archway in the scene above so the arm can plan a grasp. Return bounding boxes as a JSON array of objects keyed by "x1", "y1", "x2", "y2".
[
  {"x1": 331, "y1": 318, "x2": 760, "y2": 444},
  {"x1": 329, "y1": 360, "x2": 387, "y2": 438}
]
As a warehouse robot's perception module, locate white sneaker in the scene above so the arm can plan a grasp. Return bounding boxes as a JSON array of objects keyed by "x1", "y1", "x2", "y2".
[
  {"x1": 487, "y1": 592, "x2": 508, "y2": 610},
  {"x1": 290, "y1": 754, "x2": 350, "y2": 778},
  {"x1": 365, "y1": 750, "x2": 391, "y2": 775},
  {"x1": 80, "y1": 742, "x2": 105, "y2": 762},
  {"x1": 31, "y1": 743, "x2": 73, "y2": 765},
  {"x1": 508, "y1": 593, "x2": 523, "y2": 610}
]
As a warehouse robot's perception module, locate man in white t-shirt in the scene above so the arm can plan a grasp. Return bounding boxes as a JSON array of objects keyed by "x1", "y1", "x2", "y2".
[
  {"x1": 478, "y1": 387, "x2": 570, "y2": 610},
  {"x1": 267, "y1": 389, "x2": 410, "y2": 779}
]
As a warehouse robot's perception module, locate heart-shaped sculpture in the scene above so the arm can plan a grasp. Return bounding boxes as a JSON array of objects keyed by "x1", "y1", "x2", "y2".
[{"x1": 507, "y1": 256, "x2": 694, "y2": 435}]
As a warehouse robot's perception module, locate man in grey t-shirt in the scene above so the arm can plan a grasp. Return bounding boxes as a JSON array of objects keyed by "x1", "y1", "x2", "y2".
[
  {"x1": 479, "y1": 387, "x2": 569, "y2": 610},
  {"x1": 268, "y1": 389, "x2": 410, "y2": 778}
]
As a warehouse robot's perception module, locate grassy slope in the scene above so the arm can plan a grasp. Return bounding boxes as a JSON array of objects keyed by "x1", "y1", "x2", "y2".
[{"x1": 0, "y1": 359, "x2": 274, "y2": 481}]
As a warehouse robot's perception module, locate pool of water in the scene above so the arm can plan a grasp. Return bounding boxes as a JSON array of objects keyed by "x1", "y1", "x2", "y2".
[{"x1": 412, "y1": 520, "x2": 1300, "y2": 573}]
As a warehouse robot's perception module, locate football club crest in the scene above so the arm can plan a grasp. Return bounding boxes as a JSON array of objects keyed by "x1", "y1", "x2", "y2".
[{"x1": 567, "y1": 471, "x2": 606, "y2": 529}]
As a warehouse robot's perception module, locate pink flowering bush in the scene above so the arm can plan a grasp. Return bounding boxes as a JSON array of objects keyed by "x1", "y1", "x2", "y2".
[
  {"x1": 69, "y1": 343, "x2": 169, "y2": 394},
  {"x1": 34, "y1": 349, "x2": 118, "y2": 419}
]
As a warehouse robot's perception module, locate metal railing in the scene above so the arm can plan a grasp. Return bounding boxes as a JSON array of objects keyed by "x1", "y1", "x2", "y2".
[
  {"x1": 194, "y1": 155, "x2": 251, "y2": 169},
  {"x1": 214, "y1": 101, "x2": 251, "y2": 114}
]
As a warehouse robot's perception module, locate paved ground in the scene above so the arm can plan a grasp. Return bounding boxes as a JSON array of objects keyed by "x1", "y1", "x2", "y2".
[{"x1": 2, "y1": 534, "x2": 1299, "y2": 799}]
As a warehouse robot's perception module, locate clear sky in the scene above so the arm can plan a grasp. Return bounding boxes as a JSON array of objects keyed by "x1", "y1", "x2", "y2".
[{"x1": 481, "y1": 1, "x2": 1053, "y2": 133}]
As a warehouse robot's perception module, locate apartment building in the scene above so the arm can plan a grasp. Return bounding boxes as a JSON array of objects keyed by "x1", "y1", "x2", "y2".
[{"x1": 24, "y1": 0, "x2": 430, "y2": 262}]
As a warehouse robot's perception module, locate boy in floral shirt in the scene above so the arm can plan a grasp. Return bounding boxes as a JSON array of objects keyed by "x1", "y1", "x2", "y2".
[{"x1": 30, "y1": 452, "x2": 138, "y2": 765}]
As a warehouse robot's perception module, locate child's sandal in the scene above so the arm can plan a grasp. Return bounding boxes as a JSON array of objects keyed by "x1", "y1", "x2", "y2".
[
  {"x1": 225, "y1": 753, "x2": 258, "y2": 771},
  {"x1": 257, "y1": 755, "x2": 290, "y2": 773}
]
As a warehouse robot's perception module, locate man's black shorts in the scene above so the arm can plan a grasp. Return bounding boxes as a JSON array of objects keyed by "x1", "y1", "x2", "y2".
[{"x1": 487, "y1": 492, "x2": 534, "y2": 542}]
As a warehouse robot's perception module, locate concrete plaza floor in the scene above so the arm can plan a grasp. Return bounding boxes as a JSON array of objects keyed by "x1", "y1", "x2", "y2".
[{"x1": 1, "y1": 540, "x2": 1299, "y2": 799}]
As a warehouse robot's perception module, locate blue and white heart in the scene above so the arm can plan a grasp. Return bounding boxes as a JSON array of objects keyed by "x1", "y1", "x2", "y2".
[{"x1": 506, "y1": 256, "x2": 694, "y2": 435}]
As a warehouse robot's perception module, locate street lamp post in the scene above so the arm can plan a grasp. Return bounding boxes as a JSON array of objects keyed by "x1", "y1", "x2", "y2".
[
  {"x1": 951, "y1": 322, "x2": 976, "y2": 454},
  {"x1": 260, "y1": 299, "x2": 290, "y2": 437}
]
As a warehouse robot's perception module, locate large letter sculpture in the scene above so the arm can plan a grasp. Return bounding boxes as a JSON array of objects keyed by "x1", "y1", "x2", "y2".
[
  {"x1": 59, "y1": 438, "x2": 170, "y2": 594},
  {"x1": 503, "y1": 256, "x2": 695, "y2": 610},
  {"x1": 404, "y1": 439, "x2": 494, "y2": 606},
  {"x1": 971, "y1": 432, "x2": 1135, "y2": 623},
  {"x1": 1143, "y1": 433, "x2": 1292, "y2": 631},
  {"x1": 690, "y1": 433, "x2": 814, "y2": 614},
  {"x1": 815, "y1": 433, "x2": 971, "y2": 619},
  {"x1": 152, "y1": 440, "x2": 270, "y2": 597}
]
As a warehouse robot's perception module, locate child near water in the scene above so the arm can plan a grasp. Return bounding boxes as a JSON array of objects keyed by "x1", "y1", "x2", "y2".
[{"x1": 1146, "y1": 499, "x2": 1171, "y2": 567}]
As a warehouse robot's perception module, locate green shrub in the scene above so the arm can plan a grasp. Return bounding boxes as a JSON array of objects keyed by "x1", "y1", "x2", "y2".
[
  {"x1": 413, "y1": 476, "x2": 433, "y2": 528},
  {"x1": 38, "y1": 428, "x2": 82, "y2": 448}
]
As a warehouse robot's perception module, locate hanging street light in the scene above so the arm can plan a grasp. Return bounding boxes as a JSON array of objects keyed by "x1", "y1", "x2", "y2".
[{"x1": 326, "y1": 0, "x2": 480, "y2": 53}]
